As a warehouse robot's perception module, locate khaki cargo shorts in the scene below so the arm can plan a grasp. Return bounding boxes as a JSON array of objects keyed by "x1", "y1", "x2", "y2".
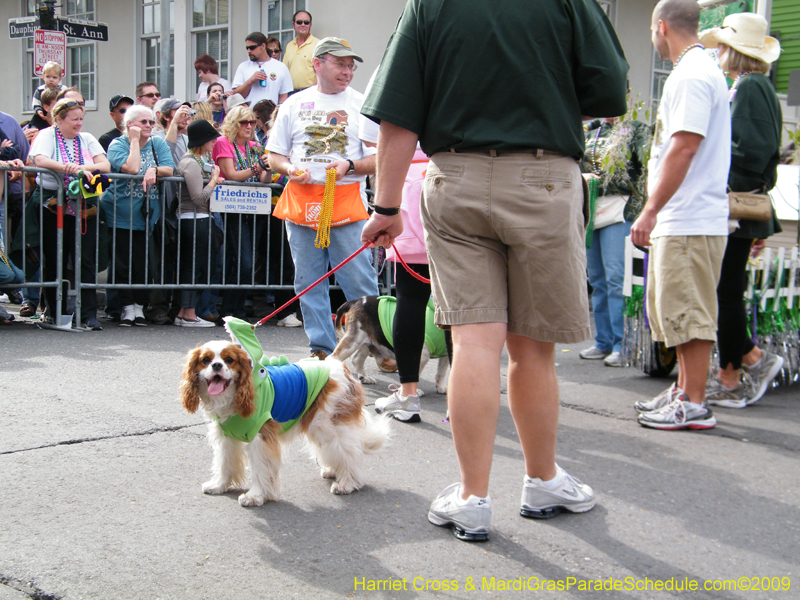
[
  {"x1": 419, "y1": 150, "x2": 590, "y2": 344},
  {"x1": 646, "y1": 234, "x2": 727, "y2": 347}
]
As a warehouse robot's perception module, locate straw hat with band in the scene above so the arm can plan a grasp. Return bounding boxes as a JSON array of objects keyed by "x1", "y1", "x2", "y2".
[{"x1": 699, "y1": 12, "x2": 781, "y2": 64}]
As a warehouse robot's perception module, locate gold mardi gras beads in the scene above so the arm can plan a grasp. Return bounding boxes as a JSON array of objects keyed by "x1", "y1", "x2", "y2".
[{"x1": 315, "y1": 167, "x2": 337, "y2": 248}]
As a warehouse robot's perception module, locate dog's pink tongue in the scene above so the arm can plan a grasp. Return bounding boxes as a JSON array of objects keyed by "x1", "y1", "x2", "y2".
[{"x1": 207, "y1": 377, "x2": 227, "y2": 396}]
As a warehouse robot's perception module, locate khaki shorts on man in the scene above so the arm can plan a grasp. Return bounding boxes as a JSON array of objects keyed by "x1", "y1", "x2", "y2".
[
  {"x1": 646, "y1": 235, "x2": 727, "y2": 347},
  {"x1": 420, "y1": 151, "x2": 591, "y2": 344}
]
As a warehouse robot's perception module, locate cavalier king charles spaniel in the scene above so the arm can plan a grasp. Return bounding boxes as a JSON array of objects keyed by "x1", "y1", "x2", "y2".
[{"x1": 180, "y1": 339, "x2": 390, "y2": 507}]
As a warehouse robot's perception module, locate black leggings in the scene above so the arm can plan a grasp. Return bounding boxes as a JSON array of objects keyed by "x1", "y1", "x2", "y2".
[
  {"x1": 716, "y1": 236, "x2": 755, "y2": 371},
  {"x1": 392, "y1": 263, "x2": 452, "y2": 384}
]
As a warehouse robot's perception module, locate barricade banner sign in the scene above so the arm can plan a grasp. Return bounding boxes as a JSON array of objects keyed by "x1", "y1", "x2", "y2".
[{"x1": 211, "y1": 184, "x2": 272, "y2": 214}]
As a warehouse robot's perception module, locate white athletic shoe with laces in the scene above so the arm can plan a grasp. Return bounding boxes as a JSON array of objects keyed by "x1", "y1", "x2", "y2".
[
  {"x1": 374, "y1": 385, "x2": 421, "y2": 422},
  {"x1": 428, "y1": 483, "x2": 491, "y2": 542},
  {"x1": 520, "y1": 465, "x2": 596, "y2": 519}
]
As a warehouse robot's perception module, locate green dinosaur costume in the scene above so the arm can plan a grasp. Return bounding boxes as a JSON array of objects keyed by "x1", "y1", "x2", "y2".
[{"x1": 222, "y1": 317, "x2": 330, "y2": 442}]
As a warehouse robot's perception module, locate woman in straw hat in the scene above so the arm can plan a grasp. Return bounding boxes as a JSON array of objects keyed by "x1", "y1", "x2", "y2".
[{"x1": 700, "y1": 12, "x2": 784, "y2": 408}]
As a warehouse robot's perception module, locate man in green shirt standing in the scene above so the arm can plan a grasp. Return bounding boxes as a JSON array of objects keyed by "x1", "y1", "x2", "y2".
[{"x1": 361, "y1": 0, "x2": 629, "y2": 541}]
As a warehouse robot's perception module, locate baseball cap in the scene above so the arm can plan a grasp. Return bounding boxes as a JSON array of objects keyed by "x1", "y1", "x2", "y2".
[
  {"x1": 109, "y1": 94, "x2": 133, "y2": 111},
  {"x1": 313, "y1": 37, "x2": 363, "y2": 62},
  {"x1": 160, "y1": 98, "x2": 193, "y2": 112}
]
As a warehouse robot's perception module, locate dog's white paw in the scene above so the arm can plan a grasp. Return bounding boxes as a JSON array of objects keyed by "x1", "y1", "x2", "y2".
[
  {"x1": 202, "y1": 481, "x2": 230, "y2": 495},
  {"x1": 331, "y1": 479, "x2": 360, "y2": 495},
  {"x1": 358, "y1": 374, "x2": 376, "y2": 385},
  {"x1": 320, "y1": 467, "x2": 336, "y2": 479},
  {"x1": 416, "y1": 388, "x2": 426, "y2": 398},
  {"x1": 436, "y1": 380, "x2": 448, "y2": 395},
  {"x1": 238, "y1": 491, "x2": 266, "y2": 507}
]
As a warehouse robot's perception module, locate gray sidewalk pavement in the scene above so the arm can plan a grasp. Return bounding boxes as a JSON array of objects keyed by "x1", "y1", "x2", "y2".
[{"x1": 0, "y1": 308, "x2": 798, "y2": 599}]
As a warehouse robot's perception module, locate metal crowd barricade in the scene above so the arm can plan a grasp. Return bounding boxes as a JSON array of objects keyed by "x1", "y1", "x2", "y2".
[
  {"x1": 1, "y1": 164, "x2": 76, "y2": 331},
  {"x1": 1, "y1": 166, "x2": 391, "y2": 332}
]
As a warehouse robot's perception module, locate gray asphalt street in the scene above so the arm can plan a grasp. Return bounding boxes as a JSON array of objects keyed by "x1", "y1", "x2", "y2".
[{"x1": 0, "y1": 308, "x2": 798, "y2": 600}]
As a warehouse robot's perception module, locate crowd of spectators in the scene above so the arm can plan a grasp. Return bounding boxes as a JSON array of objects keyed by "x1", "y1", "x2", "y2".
[{"x1": 0, "y1": 10, "x2": 327, "y2": 330}]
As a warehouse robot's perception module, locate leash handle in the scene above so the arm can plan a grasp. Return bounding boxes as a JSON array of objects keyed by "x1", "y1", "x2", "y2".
[{"x1": 256, "y1": 240, "x2": 372, "y2": 327}]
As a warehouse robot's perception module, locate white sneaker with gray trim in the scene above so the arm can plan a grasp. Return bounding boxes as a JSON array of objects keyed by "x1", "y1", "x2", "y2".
[
  {"x1": 520, "y1": 465, "x2": 596, "y2": 519},
  {"x1": 428, "y1": 483, "x2": 491, "y2": 542},
  {"x1": 276, "y1": 312, "x2": 302, "y2": 327},
  {"x1": 580, "y1": 345, "x2": 610, "y2": 360},
  {"x1": 634, "y1": 382, "x2": 679, "y2": 413},
  {"x1": 743, "y1": 350, "x2": 784, "y2": 405},
  {"x1": 374, "y1": 386, "x2": 421, "y2": 422}
]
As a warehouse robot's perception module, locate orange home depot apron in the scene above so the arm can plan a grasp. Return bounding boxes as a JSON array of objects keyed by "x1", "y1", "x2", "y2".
[{"x1": 273, "y1": 180, "x2": 367, "y2": 229}]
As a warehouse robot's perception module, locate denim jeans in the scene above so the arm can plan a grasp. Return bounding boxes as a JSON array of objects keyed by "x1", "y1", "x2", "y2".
[
  {"x1": 586, "y1": 219, "x2": 631, "y2": 353},
  {"x1": 286, "y1": 220, "x2": 378, "y2": 354}
]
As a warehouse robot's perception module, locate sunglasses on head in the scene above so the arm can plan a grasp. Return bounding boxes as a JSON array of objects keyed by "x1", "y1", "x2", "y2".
[
  {"x1": 55, "y1": 100, "x2": 84, "y2": 116},
  {"x1": 239, "y1": 120, "x2": 257, "y2": 126},
  {"x1": 140, "y1": 92, "x2": 161, "y2": 98},
  {"x1": 246, "y1": 44, "x2": 260, "y2": 51},
  {"x1": 295, "y1": 19, "x2": 311, "y2": 25}
]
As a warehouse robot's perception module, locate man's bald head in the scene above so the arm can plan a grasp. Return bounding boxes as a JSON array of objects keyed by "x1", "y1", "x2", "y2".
[{"x1": 652, "y1": 0, "x2": 701, "y2": 35}]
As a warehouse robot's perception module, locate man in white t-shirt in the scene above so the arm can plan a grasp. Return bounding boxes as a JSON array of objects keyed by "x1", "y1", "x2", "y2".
[
  {"x1": 268, "y1": 37, "x2": 378, "y2": 359},
  {"x1": 232, "y1": 32, "x2": 293, "y2": 105},
  {"x1": 631, "y1": 0, "x2": 731, "y2": 430}
]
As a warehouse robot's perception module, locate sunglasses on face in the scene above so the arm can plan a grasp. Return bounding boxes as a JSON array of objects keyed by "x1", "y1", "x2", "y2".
[
  {"x1": 136, "y1": 119, "x2": 156, "y2": 126},
  {"x1": 118, "y1": 107, "x2": 127, "y2": 114},
  {"x1": 140, "y1": 92, "x2": 161, "y2": 98},
  {"x1": 295, "y1": 20, "x2": 311, "y2": 25},
  {"x1": 268, "y1": 48, "x2": 281, "y2": 55},
  {"x1": 239, "y1": 120, "x2": 257, "y2": 126},
  {"x1": 246, "y1": 44, "x2": 261, "y2": 51}
]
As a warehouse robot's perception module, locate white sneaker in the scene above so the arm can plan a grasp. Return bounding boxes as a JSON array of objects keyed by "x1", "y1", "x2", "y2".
[
  {"x1": 634, "y1": 383, "x2": 679, "y2": 413},
  {"x1": 604, "y1": 351, "x2": 622, "y2": 367},
  {"x1": 520, "y1": 465, "x2": 596, "y2": 519},
  {"x1": 428, "y1": 483, "x2": 491, "y2": 542},
  {"x1": 175, "y1": 316, "x2": 215, "y2": 328},
  {"x1": 119, "y1": 304, "x2": 135, "y2": 327},
  {"x1": 276, "y1": 312, "x2": 302, "y2": 327},
  {"x1": 133, "y1": 303, "x2": 147, "y2": 327},
  {"x1": 374, "y1": 385, "x2": 420, "y2": 422},
  {"x1": 580, "y1": 346, "x2": 611, "y2": 360}
]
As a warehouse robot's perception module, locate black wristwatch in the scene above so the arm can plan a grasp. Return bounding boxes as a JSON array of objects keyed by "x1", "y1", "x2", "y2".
[
  {"x1": 346, "y1": 159, "x2": 356, "y2": 175},
  {"x1": 372, "y1": 204, "x2": 401, "y2": 216}
]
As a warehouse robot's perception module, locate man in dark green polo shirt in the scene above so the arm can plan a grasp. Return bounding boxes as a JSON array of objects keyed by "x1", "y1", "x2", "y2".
[{"x1": 361, "y1": 0, "x2": 628, "y2": 541}]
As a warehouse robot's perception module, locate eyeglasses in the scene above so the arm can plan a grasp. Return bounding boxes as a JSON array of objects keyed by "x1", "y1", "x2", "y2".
[
  {"x1": 268, "y1": 48, "x2": 281, "y2": 55},
  {"x1": 136, "y1": 119, "x2": 156, "y2": 126},
  {"x1": 239, "y1": 120, "x2": 257, "y2": 126},
  {"x1": 140, "y1": 92, "x2": 161, "y2": 98},
  {"x1": 246, "y1": 44, "x2": 260, "y2": 51},
  {"x1": 295, "y1": 19, "x2": 311, "y2": 25},
  {"x1": 320, "y1": 57, "x2": 358, "y2": 72}
]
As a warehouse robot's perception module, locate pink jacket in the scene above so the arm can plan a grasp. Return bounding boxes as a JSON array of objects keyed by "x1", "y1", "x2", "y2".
[{"x1": 387, "y1": 148, "x2": 429, "y2": 265}]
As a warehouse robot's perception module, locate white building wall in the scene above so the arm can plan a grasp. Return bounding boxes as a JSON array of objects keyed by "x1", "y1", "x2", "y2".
[{"x1": 1, "y1": 0, "x2": 657, "y2": 139}]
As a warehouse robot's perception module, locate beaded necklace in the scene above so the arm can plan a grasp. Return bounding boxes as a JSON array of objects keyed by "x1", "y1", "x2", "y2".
[
  {"x1": 233, "y1": 140, "x2": 258, "y2": 182},
  {"x1": 54, "y1": 125, "x2": 84, "y2": 187},
  {"x1": 188, "y1": 149, "x2": 205, "y2": 169},
  {"x1": 675, "y1": 43, "x2": 704, "y2": 68}
]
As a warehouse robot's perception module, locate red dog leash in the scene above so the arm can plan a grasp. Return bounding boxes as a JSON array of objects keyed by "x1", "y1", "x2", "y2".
[{"x1": 255, "y1": 242, "x2": 431, "y2": 327}]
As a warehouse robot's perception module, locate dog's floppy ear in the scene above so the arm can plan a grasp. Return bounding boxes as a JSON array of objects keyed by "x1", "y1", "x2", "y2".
[
  {"x1": 180, "y1": 346, "x2": 203, "y2": 413},
  {"x1": 230, "y1": 345, "x2": 256, "y2": 419}
]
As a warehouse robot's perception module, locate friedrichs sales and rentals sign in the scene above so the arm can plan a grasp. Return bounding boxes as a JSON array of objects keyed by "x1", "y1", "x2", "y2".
[{"x1": 211, "y1": 184, "x2": 272, "y2": 215}]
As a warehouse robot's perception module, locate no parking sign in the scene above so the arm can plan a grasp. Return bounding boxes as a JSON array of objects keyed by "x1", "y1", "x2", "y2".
[{"x1": 34, "y1": 29, "x2": 66, "y2": 76}]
